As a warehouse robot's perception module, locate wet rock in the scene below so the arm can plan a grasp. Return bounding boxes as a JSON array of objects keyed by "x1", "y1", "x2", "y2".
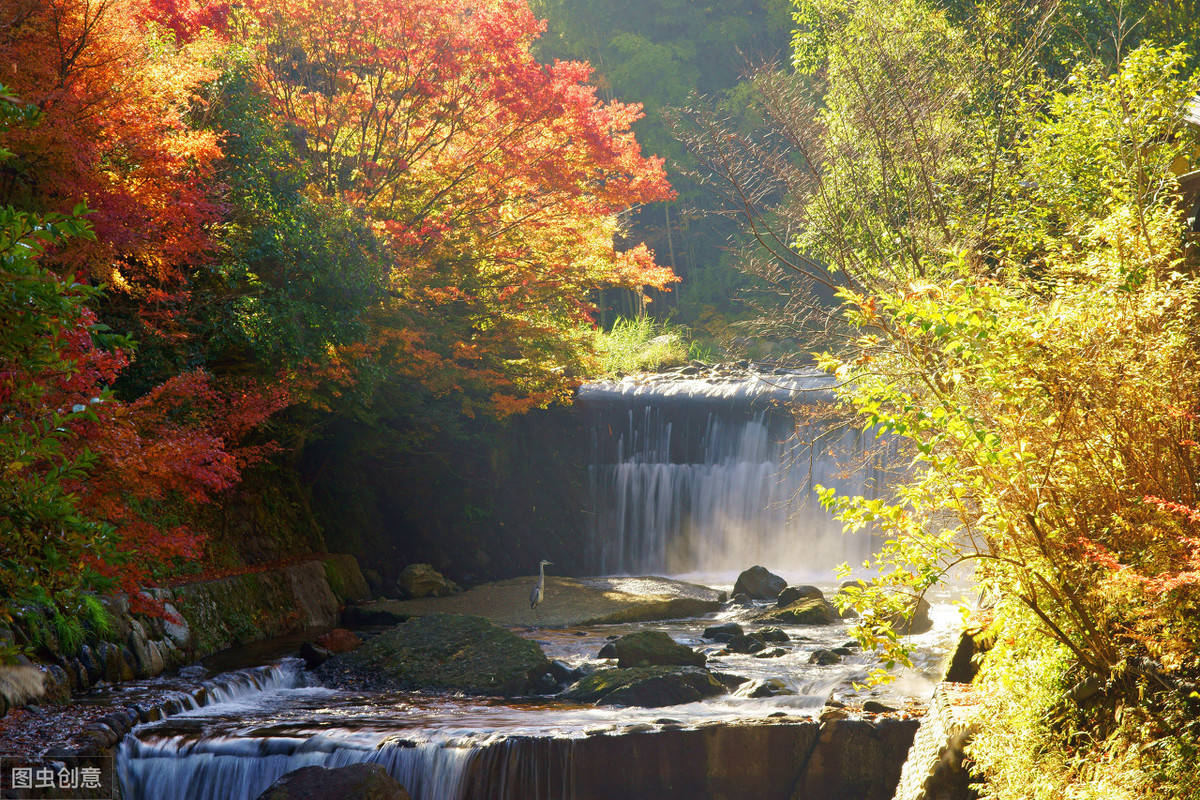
[
  {"x1": 863, "y1": 700, "x2": 896, "y2": 714},
  {"x1": 833, "y1": 647, "x2": 854, "y2": 657},
  {"x1": 549, "y1": 660, "x2": 579, "y2": 685},
  {"x1": 711, "y1": 672, "x2": 751, "y2": 690},
  {"x1": 892, "y1": 596, "x2": 933, "y2": 635},
  {"x1": 729, "y1": 592, "x2": 754, "y2": 606},
  {"x1": 753, "y1": 648, "x2": 788, "y2": 659},
  {"x1": 747, "y1": 678, "x2": 794, "y2": 698},
  {"x1": 396, "y1": 564, "x2": 459, "y2": 599},
  {"x1": 39, "y1": 665, "x2": 70, "y2": 705},
  {"x1": 128, "y1": 620, "x2": 154, "y2": 678},
  {"x1": 83, "y1": 721, "x2": 121, "y2": 749},
  {"x1": 300, "y1": 642, "x2": 333, "y2": 670},
  {"x1": 809, "y1": 649, "x2": 842, "y2": 665},
  {"x1": 597, "y1": 642, "x2": 617, "y2": 659},
  {"x1": 732, "y1": 566, "x2": 786, "y2": 600},
  {"x1": 702, "y1": 622, "x2": 744, "y2": 642},
  {"x1": 95, "y1": 641, "x2": 131, "y2": 683},
  {"x1": 758, "y1": 626, "x2": 789, "y2": 643},
  {"x1": 77, "y1": 644, "x2": 102, "y2": 685},
  {"x1": 610, "y1": 631, "x2": 705, "y2": 668},
  {"x1": 256, "y1": 763, "x2": 410, "y2": 800},
  {"x1": 316, "y1": 628, "x2": 362, "y2": 654},
  {"x1": 756, "y1": 597, "x2": 839, "y2": 626},
  {"x1": 564, "y1": 667, "x2": 726, "y2": 707},
  {"x1": 161, "y1": 602, "x2": 191, "y2": 650},
  {"x1": 532, "y1": 670, "x2": 559, "y2": 693},
  {"x1": 724, "y1": 634, "x2": 767, "y2": 654},
  {"x1": 329, "y1": 614, "x2": 550, "y2": 696},
  {"x1": 776, "y1": 585, "x2": 824, "y2": 607}
]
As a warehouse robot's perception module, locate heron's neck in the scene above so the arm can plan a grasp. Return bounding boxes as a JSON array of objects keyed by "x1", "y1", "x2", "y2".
[{"x1": 539, "y1": 563, "x2": 545, "y2": 579}]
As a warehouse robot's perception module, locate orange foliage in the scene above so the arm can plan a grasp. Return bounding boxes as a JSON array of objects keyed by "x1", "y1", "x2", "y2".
[
  {"x1": 246, "y1": 0, "x2": 677, "y2": 414},
  {"x1": 0, "y1": 0, "x2": 222, "y2": 328}
]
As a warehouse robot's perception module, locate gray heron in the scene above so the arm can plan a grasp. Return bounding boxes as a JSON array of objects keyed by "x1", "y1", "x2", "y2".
[{"x1": 529, "y1": 559, "x2": 553, "y2": 612}]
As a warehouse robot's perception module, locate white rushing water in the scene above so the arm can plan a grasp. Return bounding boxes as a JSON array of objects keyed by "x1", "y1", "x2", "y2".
[{"x1": 580, "y1": 368, "x2": 889, "y2": 577}]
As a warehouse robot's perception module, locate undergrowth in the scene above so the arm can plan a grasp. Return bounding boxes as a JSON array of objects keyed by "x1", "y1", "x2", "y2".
[{"x1": 589, "y1": 316, "x2": 712, "y2": 375}]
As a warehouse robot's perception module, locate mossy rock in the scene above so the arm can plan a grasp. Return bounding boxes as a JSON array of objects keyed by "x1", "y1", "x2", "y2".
[
  {"x1": 611, "y1": 631, "x2": 705, "y2": 668},
  {"x1": 564, "y1": 666, "x2": 726, "y2": 707},
  {"x1": 342, "y1": 614, "x2": 550, "y2": 696},
  {"x1": 324, "y1": 555, "x2": 371, "y2": 603},
  {"x1": 755, "y1": 597, "x2": 839, "y2": 626}
]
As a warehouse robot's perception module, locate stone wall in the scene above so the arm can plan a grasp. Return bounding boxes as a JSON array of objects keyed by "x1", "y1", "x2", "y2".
[{"x1": 22, "y1": 554, "x2": 368, "y2": 706}]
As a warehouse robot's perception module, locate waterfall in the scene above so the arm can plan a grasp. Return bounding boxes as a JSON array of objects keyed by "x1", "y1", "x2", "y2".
[
  {"x1": 580, "y1": 367, "x2": 885, "y2": 577},
  {"x1": 119, "y1": 735, "x2": 482, "y2": 800}
]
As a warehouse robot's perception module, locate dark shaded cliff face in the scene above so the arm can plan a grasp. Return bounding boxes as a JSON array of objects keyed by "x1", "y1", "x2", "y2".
[
  {"x1": 302, "y1": 367, "x2": 887, "y2": 588},
  {"x1": 303, "y1": 403, "x2": 592, "y2": 589}
]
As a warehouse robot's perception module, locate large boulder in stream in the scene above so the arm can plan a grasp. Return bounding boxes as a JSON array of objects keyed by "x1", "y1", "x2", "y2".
[
  {"x1": 257, "y1": 764, "x2": 409, "y2": 800},
  {"x1": 395, "y1": 564, "x2": 459, "y2": 599},
  {"x1": 325, "y1": 614, "x2": 551, "y2": 696},
  {"x1": 732, "y1": 566, "x2": 787, "y2": 600},
  {"x1": 564, "y1": 666, "x2": 726, "y2": 707},
  {"x1": 776, "y1": 585, "x2": 824, "y2": 607},
  {"x1": 609, "y1": 631, "x2": 705, "y2": 668},
  {"x1": 755, "y1": 597, "x2": 840, "y2": 626},
  {"x1": 349, "y1": 576, "x2": 722, "y2": 628}
]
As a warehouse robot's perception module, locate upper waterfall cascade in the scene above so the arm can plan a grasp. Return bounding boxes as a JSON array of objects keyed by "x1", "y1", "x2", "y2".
[{"x1": 579, "y1": 365, "x2": 885, "y2": 577}]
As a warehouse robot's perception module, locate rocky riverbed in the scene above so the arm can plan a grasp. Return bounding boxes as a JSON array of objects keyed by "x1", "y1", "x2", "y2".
[{"x1": 0, "y1": 565, "x2": 964, "y2": 800}]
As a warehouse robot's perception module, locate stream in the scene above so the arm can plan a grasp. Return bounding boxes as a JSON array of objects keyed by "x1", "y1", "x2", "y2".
[
  {"x1": 105, "y1": 366, "x2": 955, "y2": 799},
  {"x1": 109, "y1": 579, "x2": 962, "y2": 800}
]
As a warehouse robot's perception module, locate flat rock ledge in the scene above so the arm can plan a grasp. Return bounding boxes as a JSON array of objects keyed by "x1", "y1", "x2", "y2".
[{"x1": 346, "y1": 575, "x2": 723, "y2": 628}]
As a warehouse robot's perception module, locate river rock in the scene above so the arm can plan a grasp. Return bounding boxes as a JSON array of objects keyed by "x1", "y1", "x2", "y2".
[
  {"x1": 890, "y1": 596, "x2": 934, "y2": 635},
  {"x1": 758, "y1": 626, "x2": 789, "y2": 643},
  {"x1": 610, "y1": 631, "x2": 705, "y2": 668},
  {"x1": 395, "y1": 564, "x2": 459, "y2": 599},
  {"x1": 724, "y1": 633, "x2": 767, "y2": 654},
  {"x1": 39, "y1": 665, "x2": 70, "y2": 705},
  {"x1": 549, "y1": 660, "x2": 580, "y2": 685},
  {"x1": 256, "y1": 763, "x2": 410, "y2": 800},
  {"x1": 161, "y1": 602, "x2": 191, "y2": 650},
  {"x1": 776, "y1": 585, "x2": 824, "y2": 607},
  {"x1": 753, "y1": 648, "x2": 788, "y2": 658},
  {"x1": 732, "y1": 566, "x2": 786, "y2": 600},
  {"x1": 300, "y1": 642, "x2": 332, "y2": 669},
  {"x1": 316, "y1": 628, "x2": 362, "y2": 653},
  {"x1": 564, "y1": 667, "x2": 726, "y2": 707},
  {"x1": 702, "y1": 622, "x2": 744, "y2": 642},
  {"x1": 809, "y1": 649, "x2": 842, "y2": 665},
  {"x1": 746, "y1": 678, "x2": 795, "y2": 698},
  {"x1": 330, "y1": 614, "x2": 550, "y2": 696},
  {"x1": 755, "y1": 597, "x2": 839, "y2": 626}
]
